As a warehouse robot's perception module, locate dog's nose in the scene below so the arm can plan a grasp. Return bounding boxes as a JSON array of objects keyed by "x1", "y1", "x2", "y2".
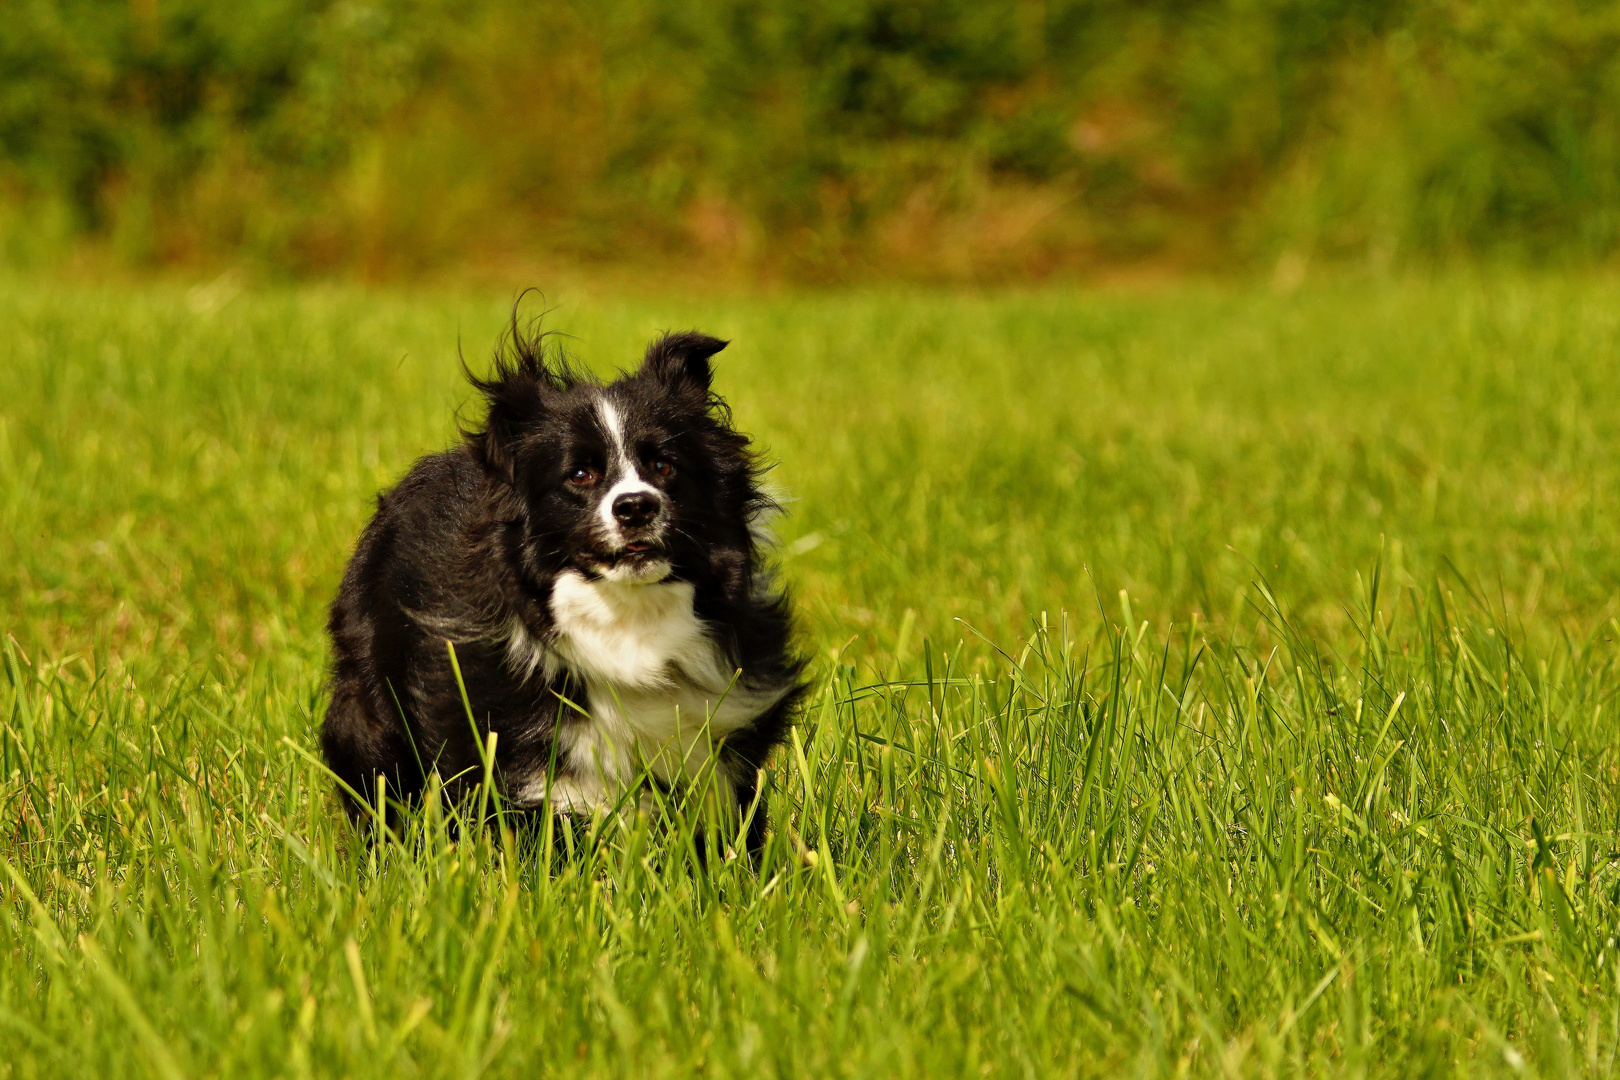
[{"x1": 612, "y1": 491, "x2": 661, "y2": 527}]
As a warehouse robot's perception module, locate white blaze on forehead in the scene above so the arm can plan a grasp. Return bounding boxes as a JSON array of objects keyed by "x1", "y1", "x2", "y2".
[
  {"x1": 595, "y1": 396, "x2": 660, "y2": 540},
  {"x1": 596, "y1": 397, "x2": 634, "y2": 473}
]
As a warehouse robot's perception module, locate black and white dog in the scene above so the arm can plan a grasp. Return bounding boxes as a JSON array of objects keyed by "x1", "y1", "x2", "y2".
[{"x1": 320, "y1": 320, "x2": 804, "y2": 852}]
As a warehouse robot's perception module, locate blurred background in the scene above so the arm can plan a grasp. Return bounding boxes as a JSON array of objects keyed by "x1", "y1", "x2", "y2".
[{"x1": 7, "y1": 0, "x2": 1620, "y2": 284}]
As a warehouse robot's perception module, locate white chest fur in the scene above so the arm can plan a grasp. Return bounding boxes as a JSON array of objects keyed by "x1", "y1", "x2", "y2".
[
  {"x1": 511, "y1": 570, "x2": 786, "y2": 814},
  {"x1": 549, "y1": 571, "x2": 719, "y2": 691}
]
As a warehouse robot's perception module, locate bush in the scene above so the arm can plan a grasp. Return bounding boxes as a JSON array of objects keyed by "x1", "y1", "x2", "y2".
[{"x1": 4, "y1": 0, "x2": 1619, "y2": 278}]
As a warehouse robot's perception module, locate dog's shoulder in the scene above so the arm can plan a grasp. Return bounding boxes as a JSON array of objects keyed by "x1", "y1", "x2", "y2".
[
  {"x1": 376, "y1": 448, "x2": 488, "y2": 528},
  {"x1": 335, "y1": 448, "x2": 498, "y2": 623}
]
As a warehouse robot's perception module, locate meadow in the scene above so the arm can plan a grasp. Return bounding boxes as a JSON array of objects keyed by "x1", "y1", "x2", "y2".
[{"x1": 3, "y1": 273, "x2": 1620, "y2": 1078}]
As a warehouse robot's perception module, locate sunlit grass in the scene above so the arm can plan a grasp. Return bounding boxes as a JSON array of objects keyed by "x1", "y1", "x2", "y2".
[{"x1": 3, "y1": 274, "x2": 1620, "y2": 1078}]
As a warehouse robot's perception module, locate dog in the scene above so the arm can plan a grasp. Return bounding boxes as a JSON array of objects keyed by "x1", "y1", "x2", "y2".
[{"x1": 320, "y1": 317, "x2": 805, "y2": 853}]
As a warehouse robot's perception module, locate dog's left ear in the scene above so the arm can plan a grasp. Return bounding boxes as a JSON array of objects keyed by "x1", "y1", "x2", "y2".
[{"x1": 643, "y1": 331, "x2": 727, "y2": 393}]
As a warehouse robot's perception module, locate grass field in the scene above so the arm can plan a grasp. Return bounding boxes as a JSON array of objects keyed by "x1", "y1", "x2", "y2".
[{"x1": 4, "y1": 274, "x2": 1620, "y2": 1078}]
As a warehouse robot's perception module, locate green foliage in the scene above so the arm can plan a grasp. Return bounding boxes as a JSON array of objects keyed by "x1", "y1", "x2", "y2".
[
  {"x1": 5, "y1": 1, "x2": 1620, "y2": 276},
  {"x1": 4, "y1": 275, "x2": 1620, "y2": 1076}
]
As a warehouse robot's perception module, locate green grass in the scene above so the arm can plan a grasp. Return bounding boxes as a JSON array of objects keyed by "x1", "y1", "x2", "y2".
[{"x1": 4, "y1": 273, "x2": 1620, "y2": 1078}]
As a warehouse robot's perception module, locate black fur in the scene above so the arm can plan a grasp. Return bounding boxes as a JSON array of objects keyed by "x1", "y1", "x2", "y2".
[{"x1": 321, "y1": 316, "x2": 805, "y2": 852}]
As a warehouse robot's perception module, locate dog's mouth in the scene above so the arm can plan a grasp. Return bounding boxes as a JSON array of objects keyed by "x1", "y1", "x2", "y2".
[
  {"x1": 589, "y1": 540, "x2": 669, "y2": 575},
  {"x1": 613, "y1": 540, "x2": 666, "y2": 562},
  {"x1": 586, "y1": 542, "x2": 671, "y2": 584}
]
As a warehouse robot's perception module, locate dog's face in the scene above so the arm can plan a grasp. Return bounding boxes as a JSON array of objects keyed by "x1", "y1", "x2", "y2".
[
  {"x1": 473, "y1": 331, "x2": 760, "y2": 586},
  {"x1": 525, "y1": 378, "x2": 693, "y2": 583}
]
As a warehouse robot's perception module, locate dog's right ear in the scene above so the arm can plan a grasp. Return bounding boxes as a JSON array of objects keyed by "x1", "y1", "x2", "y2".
[
  {"x1": 463, "y1": 314, "x2": 574, "y2": 482},
  {"x1": 464, "y1": 369, "x2": 546, "y2": 483}
]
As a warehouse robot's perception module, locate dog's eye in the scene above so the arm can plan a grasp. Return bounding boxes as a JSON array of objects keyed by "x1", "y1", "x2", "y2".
[
  {"x1": 567, "y1": 466, "x2": 600, "y2": 487},
  {"x1": 650, "y1": 458, "x2": 675, "y2": 479}
]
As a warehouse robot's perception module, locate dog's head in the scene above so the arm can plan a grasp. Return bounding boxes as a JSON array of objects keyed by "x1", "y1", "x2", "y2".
[{"x1": 467, "y1": 325, "x2": 769, "y2": 588}]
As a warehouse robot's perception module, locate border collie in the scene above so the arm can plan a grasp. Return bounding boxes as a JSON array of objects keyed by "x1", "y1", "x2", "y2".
[{"x1": 320, "y1": 319, "x2": 805, "y2": 853}]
